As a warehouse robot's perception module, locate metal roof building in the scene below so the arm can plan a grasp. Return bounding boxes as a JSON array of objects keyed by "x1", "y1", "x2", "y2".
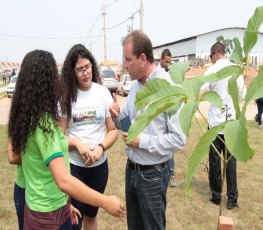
[{"x1": 153, "y1": 27, "x2": 263, "y2": 67}]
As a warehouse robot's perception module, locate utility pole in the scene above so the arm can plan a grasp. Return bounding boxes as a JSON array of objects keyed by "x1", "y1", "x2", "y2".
[
  {"x1": 140, "y1": 0, "x2": 144, "y2": 31},
  {"x1": 102, "y1": 4, "x2": 107, "y2": 62},
  {"x1": 127, "y1": 13, "x2": 134, "y2": 32}
]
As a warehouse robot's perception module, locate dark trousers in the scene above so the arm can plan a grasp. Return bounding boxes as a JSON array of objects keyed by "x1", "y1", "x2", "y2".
[
  {"x1": 256, "y1": 97, "x2": 263, "y2": 125},
  {"x1": 209, "y1": 134, "x2": 238, "y2": 203},
  {"x1": 125, "y1": 161, "x2": 169, "y2": 230},
  {"x1": 14, "y1": 183, "x2": 25, "y2": 230}
]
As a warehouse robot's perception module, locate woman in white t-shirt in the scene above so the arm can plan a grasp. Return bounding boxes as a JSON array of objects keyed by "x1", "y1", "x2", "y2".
[{"x1": 61, "y1": 44, "x2": 118, "y2": 230}]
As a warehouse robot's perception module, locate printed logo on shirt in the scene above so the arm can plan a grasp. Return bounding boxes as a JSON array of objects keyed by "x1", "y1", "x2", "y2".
[{"x1": 72, "y1": 106, "x2": 105, "y2": 126}]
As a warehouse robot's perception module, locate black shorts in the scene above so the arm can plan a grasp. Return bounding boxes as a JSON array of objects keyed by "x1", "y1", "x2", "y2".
[{"x1": 70, "y1": 160, "x2": 108, "y2": 218}]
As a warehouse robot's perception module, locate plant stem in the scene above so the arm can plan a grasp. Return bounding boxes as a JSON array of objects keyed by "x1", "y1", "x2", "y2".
[
  {"x1": 196, "y1": 110, "x2": 224, "y2": 161},
  {"x1": 219, "y1": 145, "x2": 227, "y2": 216}
]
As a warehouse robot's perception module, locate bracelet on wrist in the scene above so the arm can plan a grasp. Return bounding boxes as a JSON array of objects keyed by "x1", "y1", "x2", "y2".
[{"x1": 98, "y1": 143, "x2": 106, "y2": 152}]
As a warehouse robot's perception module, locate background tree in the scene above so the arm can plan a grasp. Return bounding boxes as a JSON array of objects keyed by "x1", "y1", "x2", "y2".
[{"x1": 216, "y1": 35, "x2": 234, "y2": 54}]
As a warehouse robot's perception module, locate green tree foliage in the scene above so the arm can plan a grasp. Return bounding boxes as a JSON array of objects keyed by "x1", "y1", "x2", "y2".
[{"x1": 216, "y1": 35, "x2": 233, "y2": 54}]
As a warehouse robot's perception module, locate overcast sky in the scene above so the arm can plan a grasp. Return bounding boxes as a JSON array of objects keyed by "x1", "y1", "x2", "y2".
[{"x1": 0, "y1": 0, "x2": 262, "y2": 64}]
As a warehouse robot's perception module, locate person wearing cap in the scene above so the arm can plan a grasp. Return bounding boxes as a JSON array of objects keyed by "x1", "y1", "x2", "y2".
[
  {"x1": 201, "y1": 42, "x2": 246, "y2": 210},
  {"x1": 110, "y1": 30, "x2": 186, "y2": 230}
]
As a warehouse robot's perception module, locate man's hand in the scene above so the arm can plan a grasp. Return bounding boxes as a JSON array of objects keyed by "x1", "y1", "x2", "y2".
[
  {"x1": 109, "y1": 93, "x2": 120, "y2": 118},
  {"x1": 122, "y1": 132, "x2": 140, "y2": 148}
]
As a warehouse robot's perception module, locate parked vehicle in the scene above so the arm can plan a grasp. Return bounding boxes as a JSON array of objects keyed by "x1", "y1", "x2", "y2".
[
  {"x1": 6, "y1": 75, "x2": 18, "y2": 97},
  {"x1": 117, "y1": 74, "x2": 132, "y2": 96},
  {"x1": 99, "y1": 68, "x2": 119, "y2": 93}
]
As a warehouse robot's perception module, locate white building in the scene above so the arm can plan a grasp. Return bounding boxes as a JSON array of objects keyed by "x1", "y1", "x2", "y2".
[{"x1": 153, "y1": 27, "x2": 263, "y2": 67}]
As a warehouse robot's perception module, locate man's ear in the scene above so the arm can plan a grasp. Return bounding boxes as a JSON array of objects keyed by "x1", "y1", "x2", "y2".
[{"x1": 139, "y1": 53, "x2": 147, "y2": 66}]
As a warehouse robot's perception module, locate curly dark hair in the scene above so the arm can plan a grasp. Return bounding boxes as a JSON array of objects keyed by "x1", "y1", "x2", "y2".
[
  {"x1": 8, "y1": 50, "x2": 60, "y2": 154},
  {"x1": 61, "y1": 44, "x2": 99, "y2": 118}
]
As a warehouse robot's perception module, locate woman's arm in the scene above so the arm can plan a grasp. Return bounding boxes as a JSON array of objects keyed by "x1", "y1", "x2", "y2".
[
  {"x1": 49, "y1": 157, "x2": 125, "y2": 217},
  {"x1": 7, "y1": 139, "x2": 22, "y2": 165}
]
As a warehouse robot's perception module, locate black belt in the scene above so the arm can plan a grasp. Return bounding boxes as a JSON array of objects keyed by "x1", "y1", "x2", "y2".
[{"x1": 127, "y1": 159, "x2": 166, "y2": 171}]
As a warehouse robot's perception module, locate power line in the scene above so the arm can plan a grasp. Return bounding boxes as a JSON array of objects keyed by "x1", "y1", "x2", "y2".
[
  {"x1": 105, "y1": 10, "x2": 139, "y2": 30},
  {"x1": 91, "y1": 29, "x2": 104, "y2": 45}
]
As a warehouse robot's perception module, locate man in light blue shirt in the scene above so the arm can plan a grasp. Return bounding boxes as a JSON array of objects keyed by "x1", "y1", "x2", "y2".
[{"x1": 110, "y1": 30, "x2": 186, "y2": 230}]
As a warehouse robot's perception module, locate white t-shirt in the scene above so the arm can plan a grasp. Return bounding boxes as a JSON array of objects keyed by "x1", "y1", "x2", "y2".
[
  {"x1": 68, "y1": 83, "x2": 113, "y2": 167},
  {"x1": 201, "y1": 59, "x2": 246, "y2": 132}
]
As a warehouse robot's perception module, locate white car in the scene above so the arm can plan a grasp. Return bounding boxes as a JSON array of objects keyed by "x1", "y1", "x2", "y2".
[
  {"x1": 6, "y1": 75, "x2": 18, "y2": 97},
  {"x1": 99, "y1": 68, "x2": 119, "y2": 93},
  {"x1": 117, "y1": 74, "x2": 132, "y2": 96}
]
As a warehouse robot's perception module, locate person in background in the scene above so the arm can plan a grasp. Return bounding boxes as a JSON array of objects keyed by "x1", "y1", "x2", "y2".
[
  {"x1": 255, "y1": 97, "x2": 263, "y2": 128},
  {"x1": 8, "y1": 49, "x2": 125, "y2": 229},
  {"x1": 160, "y1": 48, "x2": 172, "y2": 72},
  {"x1": 201, "y1": 42, "x2": 246, "y2": 210},
  {"x1": 11, "y1": 68, "x2": 16, "y2": 77},
  {"x1": 160, "y1": 48, "x2": 176, "y2": 187},
  {"x1": 8, "y1": 70, "x2": 11, "y2": 83},
  {"x1": 110, "y1": 30, "x2": 186, "y2": 230},
  {"x1": 2, "y1": 71, "x2": 6, "y2": 84},
  {"x1": 60, "y1": 44, "x2": 118, "y2": 230}
]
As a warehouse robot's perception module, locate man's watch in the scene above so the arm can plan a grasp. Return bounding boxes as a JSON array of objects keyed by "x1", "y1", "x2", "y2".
[{"x1": 98, "y1": 143, "x2": 106, "y2": 152}]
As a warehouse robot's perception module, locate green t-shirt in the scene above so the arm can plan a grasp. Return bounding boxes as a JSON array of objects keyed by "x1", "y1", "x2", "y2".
[
  {"x1": 16, "y1": 165, "x2": 26, "y2": 189},
  {"x1": 22, "y1": 116, "x2": 70, "y2": 212}
]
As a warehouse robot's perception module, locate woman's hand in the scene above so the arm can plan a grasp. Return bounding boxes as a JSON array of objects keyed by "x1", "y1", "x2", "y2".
[
  {"x1": 70, "y1": 204, "x2": 82, "y2": 225},
  {"x1": 75, "y1": 140, "x2": 91, "y2": 162},
  {"x1": 103, "y1": 196, "x2": 126, "y2": 217},
  {"x1": 85, "y1": 146, "x2": 104, "y2": 167}
]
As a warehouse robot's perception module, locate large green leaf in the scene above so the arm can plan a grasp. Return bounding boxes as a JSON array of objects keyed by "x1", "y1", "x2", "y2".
[
  {"x1": 224, "y1": 113, "x2": 255, "y2": 162},
  {"x1": 167, "y1": 96, "x2": 186, "y2": 118},
  {"x1": 229, "y1": 38, "x2": 243, "y2": 64},
  {"x1": 244, "y1": 66, "x2": 263, "y2": 107},
  {"x1": 135, "y1": 79, "x2": 185, "y2": 110},
  {"x1": 227, "y1": 76, "x2": 241, "y2": 119},
  {"x1": 188, "y1": 77, "x2": 207, "y2": 98},
  {"x1": 243, "y1": 31, "x2": 258, "y2": 57},
  {"x1": 179, "y1": 102, "x2": 198, "y2": 137},
  {"x1": 199, "y1": 91, "x2": 223, "y2": 111},
  {"x1": 247, "y1": 6, "x2": 263, "y2": 31},
  {"x1": 127, "y1": 96, "x2": 182, "y2": 143},
  {"x1": 216, "y1": 65, "x2": 243, "y2": 79},
  {"x1": 181, "y1": 80, "x2": 196, "y2": 101},
  {"x1": 186, "y1": 123, "x2": 226, "y2": 193},
  {"x1": 134, "y1": 79, "x2": 169, "y2": 109},
  {"x1": 199, "y1": 66, "x2": 243, "y2": 84},
  {"x1": 244, "y1": 6, "x2": 263, "y2": 56},
  {"x1": 169, "y1": 61, "x2": 190, "y2": 84}
]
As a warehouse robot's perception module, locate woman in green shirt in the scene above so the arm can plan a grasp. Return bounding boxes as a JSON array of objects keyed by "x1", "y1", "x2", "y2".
[{"x1": 8, "y1": 50, "x2": 125, "y2": 229}]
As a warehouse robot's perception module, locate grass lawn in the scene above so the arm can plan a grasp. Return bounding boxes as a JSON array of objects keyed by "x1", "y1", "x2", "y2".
[{"x1": 0, "y1": 120, "x2": 262, "y2": 229}]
